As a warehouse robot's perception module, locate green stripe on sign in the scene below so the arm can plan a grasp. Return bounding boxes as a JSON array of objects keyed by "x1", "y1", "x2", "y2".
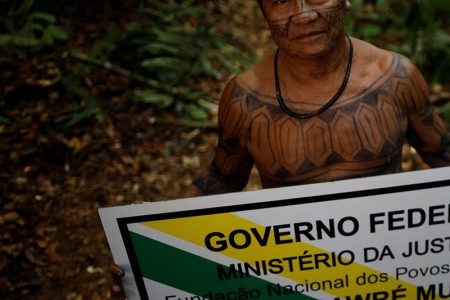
[{"x1": 130, "y1": 231, "x2": 316, "y2": 299}]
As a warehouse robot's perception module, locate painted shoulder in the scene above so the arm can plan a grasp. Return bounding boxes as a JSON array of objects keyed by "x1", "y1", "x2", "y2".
[
  {"x1": 216, "y1": 76, "x2": 252, "y2": 138},
  {"x1": 234, "y1": 50, "x2": 277, "y2": 100},
  {"x1": 216, "y1": 52, "x2": 280, "y2": 140},
  {"x1": 218, "y1": 51, "x2": 277, "y2": 118},
  {"x1": 354, "y1": 38, "x2": 429, "y2": 113},
  {"x1": 352, "y1": 37, "x2": 423, "y2": 78}
]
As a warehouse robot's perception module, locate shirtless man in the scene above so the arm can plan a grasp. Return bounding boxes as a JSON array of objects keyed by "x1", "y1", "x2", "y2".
[
  {"x1": 184, "y1": 0, "x2": 449, "y2": 197},
  {"x1": 111, "y1": 0, "x2": 449, "y2": 298}
]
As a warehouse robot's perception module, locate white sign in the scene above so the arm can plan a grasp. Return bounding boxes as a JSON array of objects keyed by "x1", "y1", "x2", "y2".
[{"x1": 99, "y1": 167, "x2": 450, "y2": 300}]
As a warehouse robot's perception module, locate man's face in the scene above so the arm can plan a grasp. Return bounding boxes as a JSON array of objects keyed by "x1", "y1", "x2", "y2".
[{"x1": 260, "y1": 0, "x2": 350, "y2": 57}]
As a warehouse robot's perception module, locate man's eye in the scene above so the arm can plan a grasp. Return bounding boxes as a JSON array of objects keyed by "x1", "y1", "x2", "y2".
[{"x1": 277, "y1": 0, "x2": 287, "y2": 4}]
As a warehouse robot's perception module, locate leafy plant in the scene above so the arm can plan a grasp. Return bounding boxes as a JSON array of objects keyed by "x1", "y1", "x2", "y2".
[
  {"x1": 345, "y1": 0, "x2": 450, "y2": 83},
  {"x1": 438, "y1": 103, "x2": 450, "y2": 126},
  {"x1": 0, "y1": 0, "x2": 68, "y2": 51},
  {"x1": 85, "y1": 1, "x2": 256, "y2": 121},
  {"x1": 64, "y1": 96, "x2": 105, "y2": 130}
]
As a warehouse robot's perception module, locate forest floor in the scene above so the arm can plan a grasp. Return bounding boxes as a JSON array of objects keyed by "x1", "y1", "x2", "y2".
[
  {"x1": 0, "y1": 93, "x2": 263, "y2": 299},
  {"x1": 0, "y1": 3, "x2": 267, "y2": 300},
  {"x1": 1, "y1": 3, "x2": 449, "y2": 300}
]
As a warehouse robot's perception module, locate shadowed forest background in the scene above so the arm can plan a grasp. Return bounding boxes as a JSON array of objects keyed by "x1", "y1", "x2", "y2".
[{"x1": 1, "y1": 0, "x2": 449, "y2": 299}]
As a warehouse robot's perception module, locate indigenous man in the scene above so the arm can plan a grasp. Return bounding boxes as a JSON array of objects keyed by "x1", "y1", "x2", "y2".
[
  {"x1": 184, "y1": 0, "x2": 449, "y2": 197},
  {"x1": 111, "y1": 0, "x2": 449, "y2": 298}
]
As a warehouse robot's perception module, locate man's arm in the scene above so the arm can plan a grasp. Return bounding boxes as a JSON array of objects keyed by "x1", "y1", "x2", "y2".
[
  {"x1": 402, "y1": 57, "x2": 450, "y2": 167},
  {"x1": 186, "y1": 78, "x2": 254, "y2": 197}
]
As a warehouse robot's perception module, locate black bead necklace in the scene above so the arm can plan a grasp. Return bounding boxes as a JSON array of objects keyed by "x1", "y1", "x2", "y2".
[{"x1": 274, "y1": 34, "x2": 353, "y2": 119}]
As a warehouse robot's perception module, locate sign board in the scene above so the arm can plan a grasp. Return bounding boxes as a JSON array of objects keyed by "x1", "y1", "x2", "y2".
[{"x1": 99, "y1": 167, "x2": 450, "y2": 300}]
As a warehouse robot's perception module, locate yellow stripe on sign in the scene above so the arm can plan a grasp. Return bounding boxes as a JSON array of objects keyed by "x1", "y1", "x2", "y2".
[{"x1": 142, "y1": 213, "x2": 440, "y2": 299}]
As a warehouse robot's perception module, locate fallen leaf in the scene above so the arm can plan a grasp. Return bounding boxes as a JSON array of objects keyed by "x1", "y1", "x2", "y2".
[{"x1": 0, "y1": 212, "x2": 19, "y2": 224}]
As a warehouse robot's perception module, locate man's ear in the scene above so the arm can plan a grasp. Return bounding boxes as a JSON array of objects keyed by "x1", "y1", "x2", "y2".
[{"x1": 345, "y1": 0, "x2": 351, "y2": 11}]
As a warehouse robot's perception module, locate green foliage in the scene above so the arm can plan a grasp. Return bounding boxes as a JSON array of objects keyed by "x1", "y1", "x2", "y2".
[
  {"x1": 346, "y1": 0, "x2": 450, "y2": 83},
  {"x1": 427, "y1": 0, "x2": 450, "y2": 12},
  {"x1": 128, "y1": 90, "x2": 174, "y2": 109},
  {"x1": 64, "y1": 97, "x2": 105, "y2": 130},
  {"x1": 85, "y1": 1, "x2": 256, "y2": 121},
  {"x1": 438, "y1": 103, "x2": 450, "y2": 125},
  {"x1": 59, "y1": 67, "x2": 107, "y2": 129},
  {"x1": 0, "y1": 0, "x2": 68, "y2": 53},
  {"x1": 1, "y1": 1, "x2": 256, "y2": 128}
]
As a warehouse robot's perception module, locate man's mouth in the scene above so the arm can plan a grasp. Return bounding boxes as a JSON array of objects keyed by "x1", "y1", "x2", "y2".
[{"x1": 290, "y1": 31, "x2": 325, "y2": 41}]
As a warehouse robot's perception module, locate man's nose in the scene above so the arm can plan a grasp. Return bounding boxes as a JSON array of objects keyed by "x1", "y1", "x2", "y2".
[
  {"x1": 292, "y1": 0, "x2": 309, "y2": 14},
  {"x1": 291, "y1": 1, "x2": 319, "y2": 24}
]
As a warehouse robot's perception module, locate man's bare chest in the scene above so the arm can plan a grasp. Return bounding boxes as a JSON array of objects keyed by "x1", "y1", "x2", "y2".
[
  {"x1": 245, "y1": 90, "x2": 408, "y2": 176},
  {"x1": 225, "y1": 53, "x2": 425, "y2": 183}
]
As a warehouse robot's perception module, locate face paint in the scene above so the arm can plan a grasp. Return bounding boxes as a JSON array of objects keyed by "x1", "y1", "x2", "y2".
[
  {"x1": 266, "y1": 0, "x2": 346, "y2": 25},
  {"x1": 264, "y1": 0, "x2": 347, "y2": 56}
]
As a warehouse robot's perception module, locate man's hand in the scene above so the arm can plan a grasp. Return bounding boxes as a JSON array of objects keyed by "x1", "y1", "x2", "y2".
[{"x1": 109, "y1": 263, "x2": 126, "y2": 300}]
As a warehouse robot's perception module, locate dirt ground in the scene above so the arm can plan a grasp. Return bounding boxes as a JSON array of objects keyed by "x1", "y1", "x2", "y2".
[
  {"x1": 0, "y1": 73, "x2": 271, "y2": 299},
  {"x1": 0, "y1": 86, "x2": 263, "y2": 300},
  {"x1": 0, "y1": 2, "x2": 267, "y2": 299}
]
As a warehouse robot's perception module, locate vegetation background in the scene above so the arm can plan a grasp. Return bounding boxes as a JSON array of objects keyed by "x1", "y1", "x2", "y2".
[{"x1": 1, "y1": 0, "x2": 449, "y2": 299}]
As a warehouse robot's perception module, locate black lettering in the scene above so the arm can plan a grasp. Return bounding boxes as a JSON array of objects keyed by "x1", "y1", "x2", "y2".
[
  {"x1": 339, "y1": 216, "x2": 359, "y2": 236},
  {"x1": 250, "y1": 227, "x2": 271, "y2": 246},
  {"x1": 431, "y1": 238, "x2": 444, "y2": 253},
  {"x1": 229, "y1": 229, "x2": 251, "y2": 249},
  {"x1": 429, "y1": 205, "x2": 446, "y2": 225},
  {"x1": 316, "y1": 219, "x2": 335, "y2": 239},
  {"x1": 217, "y1": 265, "x2": 238, "y2": 280},
  {"x1": 293, "y1": 222, "x2": 315, "y2": 241},
  {"x1": 417, "y1": 284, "x2": 436, "y2": 300},
  {"x1": 205, "y1": 232, "x2": 227, "y2": 252},
  {"x1": 273, "y1": 224, "x2": 294, "y2": 244},
  {"x1": 388, "y1": 210, "x2": 405, "y2": 230},
  {"x1": 267, "y1": 283, "x2": 282, "y2": 296},
  {"x1": 407, "y1": 208, "x2": 426, "y2": 228},
  {"x1": 370, "y1": 212, "x2": 385, "y2": 233},
  {"x1": 439, "y1": 282, "x2": 450, "y2": 298},
  {"x1": 268, "y1": 258, "x2": 283, "y2": 274}
]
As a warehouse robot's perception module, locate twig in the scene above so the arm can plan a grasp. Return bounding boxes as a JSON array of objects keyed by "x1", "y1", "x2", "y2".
[
  {"x1": 69, "y1": 51, "x2": 177, "y2": 94},
  {"x1": 69, "y1": 51, "x2": 219, "y2": 112},
  {"x1": 154, "y1": 117, "x2": 217, "y2": 129}
]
